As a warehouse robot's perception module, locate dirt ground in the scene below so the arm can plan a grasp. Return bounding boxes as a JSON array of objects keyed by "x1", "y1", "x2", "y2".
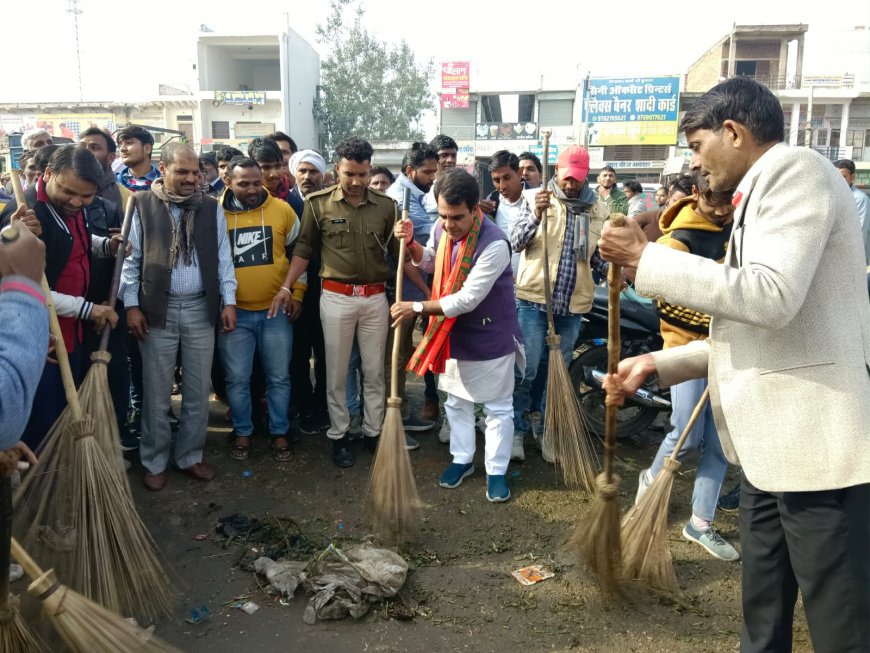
[{"x1": 18, "y1": 379, "x2": 812, "y2": 652}]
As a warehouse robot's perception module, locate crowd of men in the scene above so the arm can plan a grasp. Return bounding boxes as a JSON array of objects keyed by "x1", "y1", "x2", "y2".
[{"x1": 1, "y1": 76, "x2": 868, "y2": 652}]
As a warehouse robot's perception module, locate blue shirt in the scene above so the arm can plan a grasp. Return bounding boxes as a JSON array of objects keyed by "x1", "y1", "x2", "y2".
[{"x1": 387, "y1": 174, "x2": 432, "y2": 301}]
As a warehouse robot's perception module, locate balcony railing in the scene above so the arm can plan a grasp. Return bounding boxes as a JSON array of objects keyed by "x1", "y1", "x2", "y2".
[{"x1": 730, "y1": 73, "x2": 855, "y2": 90}]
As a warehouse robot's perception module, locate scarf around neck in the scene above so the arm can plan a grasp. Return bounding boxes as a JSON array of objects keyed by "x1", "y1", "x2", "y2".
[
  {"x1": 549, "y1": 178, "x2": 592, "y2": 263},
  {"x1": 151, "y1": 177, "x2": 203, "y2": 267}
]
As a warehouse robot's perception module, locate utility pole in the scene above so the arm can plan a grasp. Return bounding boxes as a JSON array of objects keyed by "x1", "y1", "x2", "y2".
[{"x1": 67, "y1": 0, "x2": 84, "y2": 101}]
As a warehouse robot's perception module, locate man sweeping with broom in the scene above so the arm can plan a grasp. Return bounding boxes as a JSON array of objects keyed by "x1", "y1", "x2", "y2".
[
  {"x1": 511, "y1": 146, "x2": 608, "y2": 462},
  {"x1": 391, "y1": 168, "x2": 523, "y2": 503},
  {"x1": 600, "y1": 77, "x2": 869, "y2": 652}
]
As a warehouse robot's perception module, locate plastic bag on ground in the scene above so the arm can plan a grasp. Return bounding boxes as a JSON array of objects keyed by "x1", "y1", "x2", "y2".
[
  {"x1": 301, "y1": 543, "x2": 408, "y2": 624},
  {"x1": 253, "y1": 557, "x2": 308, "y2": 598}
]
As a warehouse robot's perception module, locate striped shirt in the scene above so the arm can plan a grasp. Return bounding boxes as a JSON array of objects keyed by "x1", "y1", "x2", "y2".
[
  {"x1": 510, "y1": 199, "x2": 578, "y2": 316},
  {"x1": 120, "y1": 203, "x2": 237, "y2": 308}
]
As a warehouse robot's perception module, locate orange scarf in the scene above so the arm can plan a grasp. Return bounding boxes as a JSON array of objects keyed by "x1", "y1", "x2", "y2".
[{"x1": 407, "y1": 210, "x2": 482, "y2": 375}]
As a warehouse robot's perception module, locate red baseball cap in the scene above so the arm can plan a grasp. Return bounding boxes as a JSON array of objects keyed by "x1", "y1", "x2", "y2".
[{"x1": 557, "y1": 146, "x2": 590, "y2": 182}]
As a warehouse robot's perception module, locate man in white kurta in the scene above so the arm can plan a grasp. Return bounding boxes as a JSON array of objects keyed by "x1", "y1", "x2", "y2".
[{"x1": 391, "y1": 169, "x2": 524, "y2": 502}]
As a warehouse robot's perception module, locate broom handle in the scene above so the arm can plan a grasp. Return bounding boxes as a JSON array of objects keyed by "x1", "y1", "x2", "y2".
[
  {"x1": 603, "y1": 213, "x2": 626, "y2": 480},
  {"x1": 539, "y1": 131, "x2": 556, "y2": 337},
  {"x1": 9, "y1": 537, "x2": 45, "y2": 582},
  {"x1": 8, "y1": 172, "x2": 84, "y2": 422},
  {"x1": 98, "y1": 194, "x2": 136, "y2": 352},
  {"x1": 0, "y1": 476, "x2": 11, "y2": 608},
  {"x1": 667, "y1": 387, "x2": 710, "y2": 462},
  {"x1": 390, "y1": 188, "x2": 410, "y2": 400}
]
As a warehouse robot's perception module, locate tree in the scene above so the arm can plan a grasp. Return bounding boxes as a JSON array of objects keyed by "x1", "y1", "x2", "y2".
[{"x1": 313, "y1": 0, "x2": 435, "y2": 154}]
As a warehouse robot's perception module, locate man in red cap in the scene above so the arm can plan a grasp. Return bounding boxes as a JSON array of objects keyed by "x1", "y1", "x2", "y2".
[{"x1": 509, "y1": 145, "x2": 609, "y2": 460}]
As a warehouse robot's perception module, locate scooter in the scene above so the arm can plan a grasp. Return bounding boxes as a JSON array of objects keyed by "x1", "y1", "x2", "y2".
[{"x1": 569, "y1": 285, "x2": 671, "y2": 438}]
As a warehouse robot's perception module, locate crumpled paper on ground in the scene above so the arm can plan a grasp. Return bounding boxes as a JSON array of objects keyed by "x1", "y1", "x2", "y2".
[{"x1": 254, "y1": 543, "x2": 408, "y2": 624}]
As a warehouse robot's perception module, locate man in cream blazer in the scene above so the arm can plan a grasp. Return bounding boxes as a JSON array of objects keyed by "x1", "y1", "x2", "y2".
[{"x1": 599, "y1": 77, "x2": 869, "y2": 653}]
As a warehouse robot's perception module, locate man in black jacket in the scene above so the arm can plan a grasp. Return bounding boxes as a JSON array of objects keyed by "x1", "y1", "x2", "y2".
[{"x1": 0, "y1": 145, "x2": 123, "y2": 449}]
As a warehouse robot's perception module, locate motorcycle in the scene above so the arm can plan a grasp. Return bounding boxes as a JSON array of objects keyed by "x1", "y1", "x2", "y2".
[{"x1": 568, "y1": 285, "x2": 671, "y2": 438}]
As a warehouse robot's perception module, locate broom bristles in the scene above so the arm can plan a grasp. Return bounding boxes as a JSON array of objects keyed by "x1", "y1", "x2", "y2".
[
  {"x1": 367, "y1": 399, "x2": 420, "y2": 543},
  {"x1": 0, "y1": 594, "x2": 47, "y2": 652},
  {"x1": 77, "y1": 352, "x2": 128, "y2": 487},
  {"x1": 571, "y1": 473, "x2": 623, "y2": 595},
  {"x1": 620, "y1": 459, "x2": 681, "y2": 593},
  {"x1": 14, "y1": 415, "x2": 172, "y2": 622},
  {"x1": 543, "y1": 336, "x2": 599, "y2": 493},
  {"x1": 28, "y1": 569, "x2": 181, "y2": 653}
]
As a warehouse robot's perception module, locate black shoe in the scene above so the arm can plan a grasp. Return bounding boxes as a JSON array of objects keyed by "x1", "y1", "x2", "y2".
[
  {"x1": 315, "y1": 409, "x2": 331, "y2": 431},
  {"x1": 717, "y1": 483, "x2": 741, "y2": 512},
  {"x1": 332, "y1": 437, "x2": 355, "y2": 468},
  {"x1": 120, "y1": 425, "x2": 140, "y2": 452},
  {"x1": 364, "y1": 435, "x2": 380, "y2": 454}
]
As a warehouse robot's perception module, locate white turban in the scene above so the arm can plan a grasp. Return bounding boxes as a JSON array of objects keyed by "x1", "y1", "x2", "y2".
[{"x1": 289, "y1": 149, "x2": 326, "y2": 177}]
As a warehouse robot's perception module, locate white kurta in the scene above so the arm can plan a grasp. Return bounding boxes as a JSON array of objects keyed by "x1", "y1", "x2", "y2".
[{"x1": 414, "y1": 234, "x2": 524, "y2": 403}]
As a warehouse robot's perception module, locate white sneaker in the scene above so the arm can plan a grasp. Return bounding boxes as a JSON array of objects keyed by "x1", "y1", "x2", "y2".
[
  {"x1": 9, "y1": 563, "x2": 23, "y2": 582},
  {"x1": 635, "y1": 468, "x2": 653, "y2": 505},
  {"x1": 438, "y1": 421, "x2": 450, "y2": 443},
  {"x1": 511, "y1": 432, "x2": 525, "y2": 461}
]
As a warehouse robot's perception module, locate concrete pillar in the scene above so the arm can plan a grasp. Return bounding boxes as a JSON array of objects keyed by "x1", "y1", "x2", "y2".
[
  {"x1": 779, "y1": 39, "x2": 788, "y2": 86},
  {"x1": 795, "y1": 36, "x2": 805, "y2": 86},
  {"x1": 727, "y1": 28, "x2": 737, "y2": 78},
  {"x1": 841, "y1": 100, "x2": 851, "y2": 158},
  {"x1": 789, "y1": 102, "x2": 801, "y2": 146}
]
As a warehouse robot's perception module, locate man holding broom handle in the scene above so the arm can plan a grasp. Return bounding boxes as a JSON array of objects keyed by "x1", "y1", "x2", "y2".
[
  {"x1": 511, "y1": 146, "x2": 608, "y2": 460},
  {"x1": 599, "y1": 77, "x2": 869, "y2": 652},
  {"x1": 391, "y1": 168, "x2": 523, "y2": 503}
]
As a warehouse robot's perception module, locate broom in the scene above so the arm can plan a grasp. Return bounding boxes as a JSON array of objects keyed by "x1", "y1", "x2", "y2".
[
  {"x1": 76, "y1": 194, "x2": 136, "y2": 484},
  {"x1": 538, "y1": 130, "x2": 598, "y2": 492},
  {"x1": 367, "y1": 186, "x2": 420, "y2": 543},
  {"x1": 7, "y1": 176, "x2": 172, "y2": 622},
  {"x1": 621, "y1": 388, "x2": 710, "y2": 593},
  {"x1": 10, "y1": 537, "x2": 181, "y2": 653},
  {"x1": 571, "y1": 212, "x2": 627, "y2": 594},
  {"x1": 1, "y1": 468, "x2": 45, "y2": 652}
]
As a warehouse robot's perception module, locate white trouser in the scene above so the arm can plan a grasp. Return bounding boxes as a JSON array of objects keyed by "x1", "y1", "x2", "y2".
[
  {"x1": 320, "y1": 289, "x2": 389, "y2": 440},
  {"x1": 445, "y1": 393, "x2": 514, "y2": 475}
]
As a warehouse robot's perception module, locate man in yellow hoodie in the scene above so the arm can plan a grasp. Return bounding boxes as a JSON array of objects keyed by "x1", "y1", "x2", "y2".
[
  {"x1": 220, "y1": 156, "x2": 306, "y2": 462},
  {"x1": 635, "y1": 175, "x2": 740, "y2": 562}
]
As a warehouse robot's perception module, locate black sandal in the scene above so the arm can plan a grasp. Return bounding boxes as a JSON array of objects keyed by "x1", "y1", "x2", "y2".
[{"x1": 230, "y1": 436, "x2": 250, "y2": 461}]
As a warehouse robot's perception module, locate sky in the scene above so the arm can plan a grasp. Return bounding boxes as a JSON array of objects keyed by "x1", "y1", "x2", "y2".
[{"x1": 2, "y1": 0, "x2": 869, "y2": 103}]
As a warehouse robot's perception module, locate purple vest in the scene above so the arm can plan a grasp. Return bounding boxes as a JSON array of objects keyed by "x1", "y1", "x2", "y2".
[{"x1": 433, "y1": 217, "x2": 522, "y2": 361}]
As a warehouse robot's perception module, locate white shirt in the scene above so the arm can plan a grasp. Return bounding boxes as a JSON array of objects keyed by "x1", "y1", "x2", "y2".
[
  {"x1": 415, "y1": 234, "x2": 523, "y2": 402},
  {"x1": 493, "y1": 193, "x2": 528, "y2": 277}
]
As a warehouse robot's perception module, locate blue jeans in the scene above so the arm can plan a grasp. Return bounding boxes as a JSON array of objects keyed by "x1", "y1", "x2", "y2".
[
  {"x1": 650, "y1": 376, "x2": 727, "y2": 522},
  {"x1": 512, "y1": 300, "x2": 582, "y2": 432},
  {"x1": 219, "y1": 308, "x2": 293, "y2": 437}
]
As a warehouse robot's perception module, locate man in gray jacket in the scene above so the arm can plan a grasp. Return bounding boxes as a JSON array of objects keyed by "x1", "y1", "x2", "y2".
[{"x1": 599, "y1": 77, "x2": 869, "y2": 653}]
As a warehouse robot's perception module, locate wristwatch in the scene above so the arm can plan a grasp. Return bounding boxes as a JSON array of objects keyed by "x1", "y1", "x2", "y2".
[{"x1": 412, "y1": 301, "x2": 424, "y2": 314}]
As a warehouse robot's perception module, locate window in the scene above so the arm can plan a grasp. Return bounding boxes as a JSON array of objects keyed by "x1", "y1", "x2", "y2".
[
  {"x1": 815, "y1": 129, "x2": 828, "y2": 146},
  {"x1": 480, "y1": 94, "x2": 534, "y2": 123},
  {"x1": 212, "y1": 121, "x2": 230, "y2": 139}
]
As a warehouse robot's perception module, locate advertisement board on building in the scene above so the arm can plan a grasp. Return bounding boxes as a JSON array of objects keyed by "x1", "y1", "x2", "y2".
[
  {"x1": 586, "y1": 76, "x2": 680, "y2": 146},
  {"x1": 475, "y1": 122, "x2": 537, "y2": 141},
  {"x1": 441, "y1": 61, "x2": 470, "y2": 109},
  {"x1": 214, "y1": 91, "x2": 267, "y2": 106},
  {"x1": 36, "y1": 113, "x2": 117, "y2": 139}
]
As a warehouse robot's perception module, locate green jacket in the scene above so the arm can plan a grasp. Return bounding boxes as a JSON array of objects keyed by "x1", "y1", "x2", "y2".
[{"x1": 596, "y1": 187, "x2": 629, "y2": 215}]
